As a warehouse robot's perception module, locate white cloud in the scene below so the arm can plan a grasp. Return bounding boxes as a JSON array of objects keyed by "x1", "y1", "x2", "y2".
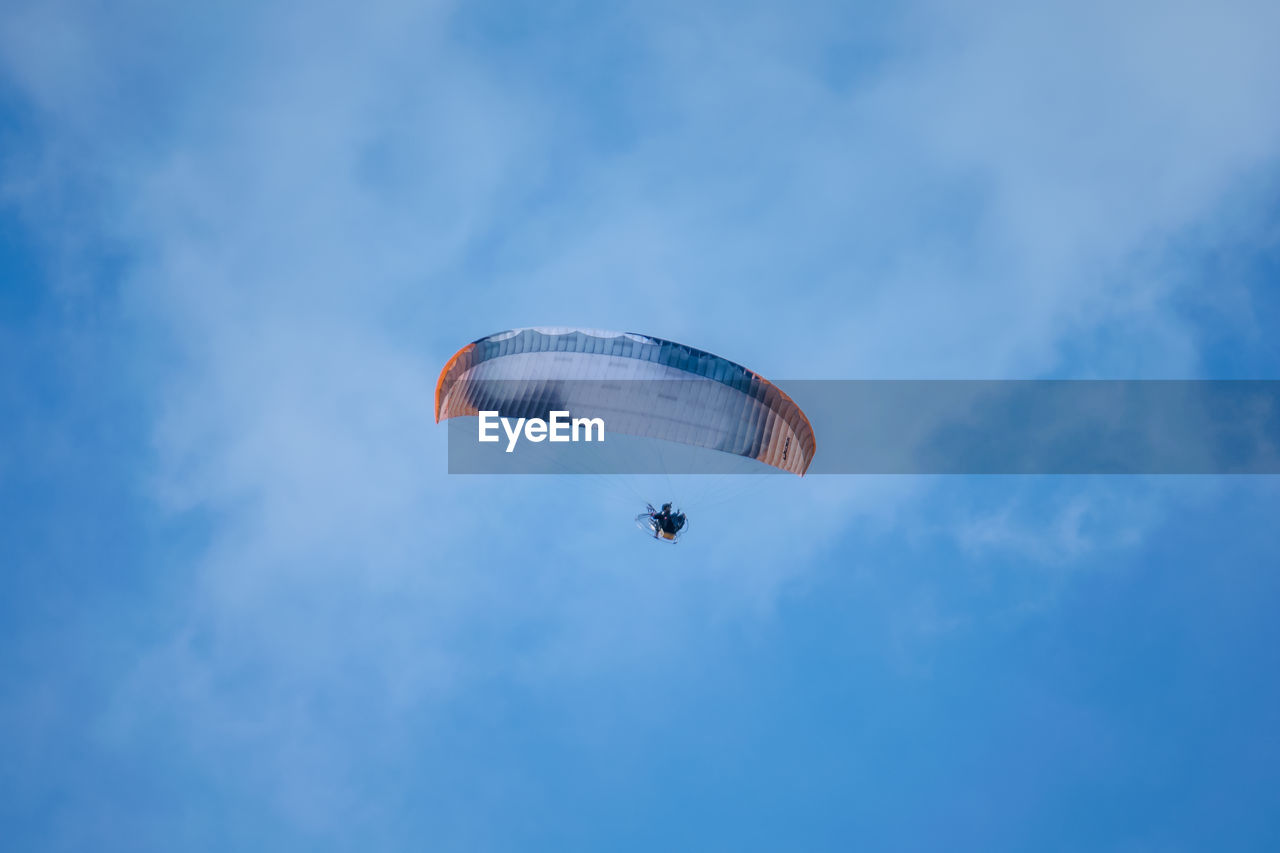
[{"x1": 5, "y1": 0, "x2": 1278, "y2": 834}]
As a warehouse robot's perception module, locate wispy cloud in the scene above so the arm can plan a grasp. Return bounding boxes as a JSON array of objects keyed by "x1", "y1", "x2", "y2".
[{"x1": 4, "y1": 0, "x2": 1279, "y2": 845}]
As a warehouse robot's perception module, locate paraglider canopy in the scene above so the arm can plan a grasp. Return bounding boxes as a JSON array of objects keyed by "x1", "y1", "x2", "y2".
[{"x1": 435, "y1": 327, "x2": 816, "y2": 476}]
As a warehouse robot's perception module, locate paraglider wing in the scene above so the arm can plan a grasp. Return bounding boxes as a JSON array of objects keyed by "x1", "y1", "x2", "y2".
[{"x1": 435, "y1": 326, "x2": 816, "y2": 475}]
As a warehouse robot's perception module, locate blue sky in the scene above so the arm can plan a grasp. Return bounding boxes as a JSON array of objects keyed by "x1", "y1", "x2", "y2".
[{"x1": 3, "y1": 0, "x2": 1280, "y2": 850}]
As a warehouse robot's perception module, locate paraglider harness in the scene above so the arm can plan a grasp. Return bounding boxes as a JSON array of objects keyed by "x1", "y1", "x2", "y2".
[{"x1": 643, "y1": 503, "x2": 686, "y2": 541}]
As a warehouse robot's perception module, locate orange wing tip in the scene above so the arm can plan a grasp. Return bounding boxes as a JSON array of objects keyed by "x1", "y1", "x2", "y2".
[{"x1": 435, "y1": 342, "x2": 476, "y2": 424}]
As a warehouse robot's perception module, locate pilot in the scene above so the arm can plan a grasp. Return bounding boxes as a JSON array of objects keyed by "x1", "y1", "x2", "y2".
[{"x1": 651, "y1": 502, "x2": 686, "y2": 538}]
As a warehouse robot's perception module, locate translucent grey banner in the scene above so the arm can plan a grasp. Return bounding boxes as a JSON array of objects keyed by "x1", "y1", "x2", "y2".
[{"x1": 444, "y1": 380, "x2": 1280, "y2": 474}]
